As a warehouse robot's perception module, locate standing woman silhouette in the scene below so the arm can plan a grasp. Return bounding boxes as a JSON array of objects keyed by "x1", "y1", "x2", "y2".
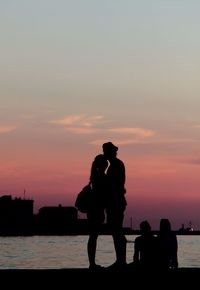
[{"x1": 87, "y1": 154, "x2": 108, "y2": 270}]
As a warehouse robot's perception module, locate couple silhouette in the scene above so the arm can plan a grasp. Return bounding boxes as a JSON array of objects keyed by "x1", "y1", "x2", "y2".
[
  {"x1": 86, "y1": 142, "x2": 178, "y2": 271},
  {"x1": 87, "y1": 142, "x2": 127, "y2": 270},
  {"x1": 133, "y1": 219, "x2": 178, "y2": 270}
]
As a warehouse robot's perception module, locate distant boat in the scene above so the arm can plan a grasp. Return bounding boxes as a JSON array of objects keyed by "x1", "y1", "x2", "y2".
[{"x1": 179, "y1": 221, "x2": 194, "y2": 233}]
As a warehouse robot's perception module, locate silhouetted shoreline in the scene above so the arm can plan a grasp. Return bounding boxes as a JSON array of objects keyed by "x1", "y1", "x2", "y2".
[
  {"x1": 1, "y1": 267, "x2": 200, "y2": 287},
  {"x1": 0, "y1": 229, "x2": 199, "y2": 237},
  {"x1": 0, "y1": 195, "x2": 197, "y2": 236}
]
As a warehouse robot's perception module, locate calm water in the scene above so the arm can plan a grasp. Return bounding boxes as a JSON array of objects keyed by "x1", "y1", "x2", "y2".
[{"x1": 0, "y1": 235, "x2": 200, "y2": 269}]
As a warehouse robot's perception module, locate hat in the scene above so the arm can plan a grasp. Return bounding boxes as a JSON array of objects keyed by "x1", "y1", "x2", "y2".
[{"x1": 102, "y1": 142, "x2": 118, "y2": 152}]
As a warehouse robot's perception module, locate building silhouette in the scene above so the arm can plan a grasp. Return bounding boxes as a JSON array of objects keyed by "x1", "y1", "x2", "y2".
[
  {"x1": 0, "y1": 195, "x2": 90, "y2": 235},
  {"x1": 0, "y1": 195, "x2": 131, "y2": 235},
  {"x1": 0, "y1": 195, "x2": 34, "y2": 235},
  {"x1": 37, "y1": 205, "x2": 78, "y2": 234}
]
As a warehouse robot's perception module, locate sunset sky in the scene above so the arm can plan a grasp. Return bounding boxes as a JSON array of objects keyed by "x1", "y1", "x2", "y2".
[{"x1": 1, "y1": 0, "x2": 200, "y2": 230}]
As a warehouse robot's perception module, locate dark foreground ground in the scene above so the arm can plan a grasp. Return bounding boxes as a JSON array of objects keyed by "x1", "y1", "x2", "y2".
[{"x1": 1, "y1": 267, "x2": 199, "y2": 288}]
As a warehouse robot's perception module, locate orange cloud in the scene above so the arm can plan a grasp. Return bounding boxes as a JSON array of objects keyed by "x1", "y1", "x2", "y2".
[
  {"x1": 49, "y1": 114, "x2": 105, "y2": 127},
  {"x1": 49, "y1": 114, "x2": 86, "y2": 125},
  {"x1": 90, "y1": 138, "x2": 154, "y2": 146},
  {"x1": 90, "y1": 136, "x2": 198, "y2": 147},
  {"x1": 82, "y1": 115, "x2": 105, "y2": 127},
  {"x1": 89, "y1": 127, "x2": 156, "y2": 145},
  {"x1": 49, "y1": 115, "x2": 157, "y2": 141},
  {"x1": 64, "y1": 127, "x2": 100, "y2": 134},
  {"x1": 0, "y1": 126, "x2": 17, "y2": 134},
  {"x1": 108, "y1": 127, "x2": 156, "y2": 138}
]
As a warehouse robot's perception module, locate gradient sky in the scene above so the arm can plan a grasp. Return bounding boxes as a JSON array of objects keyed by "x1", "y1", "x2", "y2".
[{"x1": 1, "y1": 0, "x2": 200, "y2": 229}]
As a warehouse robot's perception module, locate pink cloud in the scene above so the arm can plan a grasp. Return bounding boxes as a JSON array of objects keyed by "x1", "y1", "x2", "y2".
[
  {"x1": 108, "y1": 127, "x2": 156, "y2": 138},
  {"x1": 49, "y1": 114, "x2": 86, "y2": 125},
  {"x1": 49, "y1": 114, "x2": 105, "y2": 127},
  {"x1": 0, "y1": 126, "x2": 17, "y2": 134},
  {"x1": 64, "y1": 127, "x2": 100, "y2": 134}
]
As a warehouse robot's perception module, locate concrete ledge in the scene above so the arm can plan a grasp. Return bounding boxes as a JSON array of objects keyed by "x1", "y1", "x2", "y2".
[{"x1": 1, "y1": 267, "x2": 199, "y2": 286}]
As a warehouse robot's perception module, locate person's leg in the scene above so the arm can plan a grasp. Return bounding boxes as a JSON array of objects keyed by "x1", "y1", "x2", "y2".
[
  {"x1": 87, "y1": 232, "x2": 98, "y2": 267},
  {"x1": 112, "y1": 232, "x2": 127, "y2": 264},
  {"x1": 107, "y1": 208, "x2": 127, "y2": 266},
  {"x1": 112, "y1": 210, "x2": 127, "y2": 264},
  {"x1": 87, "y1": 209, "x2": 105, "y2": 269}
]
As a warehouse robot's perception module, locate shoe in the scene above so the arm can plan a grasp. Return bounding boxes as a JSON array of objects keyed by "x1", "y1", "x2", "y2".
[
  {"x1": 89, "y1": 264, "x2": 105, "y2": 271},
  {"x1": 106, "y1": 261, "x2": 127, "y2": 271}
]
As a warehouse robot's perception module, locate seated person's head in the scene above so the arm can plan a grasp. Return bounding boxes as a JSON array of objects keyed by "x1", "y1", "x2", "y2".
[{"x1": 140, "y1": 220, "x2": 151, "y2": 234}]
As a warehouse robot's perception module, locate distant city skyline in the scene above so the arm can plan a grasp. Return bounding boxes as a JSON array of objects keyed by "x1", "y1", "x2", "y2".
[{"x1": 1, "y1": 1, "x2": 200, "y2": 230}]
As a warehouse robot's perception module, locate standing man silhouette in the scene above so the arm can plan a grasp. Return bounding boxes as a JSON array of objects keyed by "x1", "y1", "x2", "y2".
[{"x1": 102, "y1": 142, "x2": 127, "y2": 269}]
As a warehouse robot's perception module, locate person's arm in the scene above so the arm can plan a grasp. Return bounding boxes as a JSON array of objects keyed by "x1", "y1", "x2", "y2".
[{"x1": 118, "y1": 160, "x2": 126, "y2": 193}]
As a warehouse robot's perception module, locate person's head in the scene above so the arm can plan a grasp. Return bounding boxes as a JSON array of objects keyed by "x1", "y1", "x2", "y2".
[
  {"x1": 102, "y1": 142, "x2": 118, "y2": 160},
  {"x1": 90, "y1": 154, "x2": 108, "y2": 181},
  {"x1": 93, "y1": 154, "x2": 108, "y2": 171},
  {"x1": 160, "y1": 218, "x2": 171, "y2": 232},
  {"x1": 140, "y1": 220, "x2": 151, "y2": 234}
]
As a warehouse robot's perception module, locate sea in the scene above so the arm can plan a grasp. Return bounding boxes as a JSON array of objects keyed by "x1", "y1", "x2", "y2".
[{"x1": 0, "y1": 235, "x2": 200, "y2": 269}]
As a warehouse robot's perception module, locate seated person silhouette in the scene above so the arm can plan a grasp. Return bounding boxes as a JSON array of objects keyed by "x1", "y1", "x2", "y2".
[
  {"x1": 133, "y1": 220, "x2": 158, "y2": 269},
  {"x1": 157, "y1": 218, "x2": 178, "y2": 269}
]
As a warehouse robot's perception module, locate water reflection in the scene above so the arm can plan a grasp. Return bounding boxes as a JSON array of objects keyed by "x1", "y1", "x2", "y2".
[{"x1": 0, "y1": 235, "x2": 199, "y2": 269}]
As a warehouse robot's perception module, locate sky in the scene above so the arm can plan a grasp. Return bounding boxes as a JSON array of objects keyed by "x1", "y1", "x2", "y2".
[{"x1": 1, "y1": 0, "x2": 200, "y2": 230}]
